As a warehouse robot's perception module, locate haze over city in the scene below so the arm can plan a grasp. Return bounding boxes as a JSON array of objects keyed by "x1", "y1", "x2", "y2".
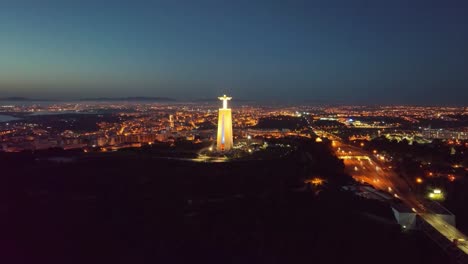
[{"x1": 1, "y1": 1, "x2": 468, "y2": 104}]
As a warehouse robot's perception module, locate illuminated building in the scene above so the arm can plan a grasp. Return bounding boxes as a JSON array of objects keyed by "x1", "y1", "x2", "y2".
[
  {"x1": 169, "y1": 115, "x2": 174, "y2": 129},
  {"x1": 217, "y1": 95, "x2": 233, "y2": 151},
  {"x1": 428, "y1": 188, "x2": 445, "y2": 201},
  {"x1": 421, "y1": 128, "x2": 468, "y2": 140}
]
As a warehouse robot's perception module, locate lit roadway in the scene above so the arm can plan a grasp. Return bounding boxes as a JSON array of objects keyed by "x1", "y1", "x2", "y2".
[
  {"x1": 322, "y1": 132, "x2": 468, "y2": 256},
  {"x1": 422, "y1": 214, "x2": 468, "y2": 254}
]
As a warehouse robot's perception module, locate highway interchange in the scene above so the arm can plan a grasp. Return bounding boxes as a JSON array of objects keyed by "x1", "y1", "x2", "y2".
[{"x1": 314, "y1": 128, "x2": 468, "y2": 256}]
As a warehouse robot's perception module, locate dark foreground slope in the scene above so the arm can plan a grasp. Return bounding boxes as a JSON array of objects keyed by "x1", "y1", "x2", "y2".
[{"x1": 1, "y1": 139, "x2": 447, "y2": 264}]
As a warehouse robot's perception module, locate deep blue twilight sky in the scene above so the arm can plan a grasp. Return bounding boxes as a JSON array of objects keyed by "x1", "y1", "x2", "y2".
[{"x1": 0, "y1": 0, "x2": 467, "y2": 104}]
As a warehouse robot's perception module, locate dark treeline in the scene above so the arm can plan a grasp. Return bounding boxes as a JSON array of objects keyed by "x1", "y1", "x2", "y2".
[{"x1": 253, "y1": 116, "x2": 308, "y2": 130}]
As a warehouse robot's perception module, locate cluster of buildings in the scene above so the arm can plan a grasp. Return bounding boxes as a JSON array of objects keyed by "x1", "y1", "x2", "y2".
[
  {"x1": 306, "y1": 105, "x2": 467, "y2": 144},
  {"x1": 0, "y1": 96, "x2": 261, "y2": 152},
  {"x1": 421, "y1": 128, "x2": 468, "y2": 140},
  {"x1": 0, "y1": 101, "x2": 466, "y2": 152},
  {"x1": 322, "y1": 105, "x2": 466, "y2": 120}
]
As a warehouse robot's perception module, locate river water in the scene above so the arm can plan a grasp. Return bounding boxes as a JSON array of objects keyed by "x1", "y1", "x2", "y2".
[{"x1": 0, "y1": 115, "x2": 21, "y2": 122}]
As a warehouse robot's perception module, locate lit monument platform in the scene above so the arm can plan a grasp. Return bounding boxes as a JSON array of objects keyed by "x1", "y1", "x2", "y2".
[{"x1": 217, "y1": 95, "x2": 233, "y2": 151}]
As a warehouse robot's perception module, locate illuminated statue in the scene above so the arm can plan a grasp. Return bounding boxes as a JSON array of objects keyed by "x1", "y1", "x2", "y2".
[{"x1": 217, "y1": 95, "x2": 233, "y2": 151}]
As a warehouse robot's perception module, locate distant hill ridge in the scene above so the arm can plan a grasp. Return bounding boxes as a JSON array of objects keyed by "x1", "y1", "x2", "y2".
[
  {"x1": 79, "y1": 97, "x2": 176, "y2": 102},
  {"x1": 0, "y1": 97, "x2": 55, "y2": 101}
]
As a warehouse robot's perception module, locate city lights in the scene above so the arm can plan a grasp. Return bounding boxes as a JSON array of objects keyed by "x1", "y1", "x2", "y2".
[
  {"x1": 1, "y1": 3, "x2": 468, "y2": 261},
  {"x1": 448, "y1": 175, "x2": 456, "y2": 182},
  {"x1": 305, "y1": 178, "x2": 325, "y2": 186}
]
